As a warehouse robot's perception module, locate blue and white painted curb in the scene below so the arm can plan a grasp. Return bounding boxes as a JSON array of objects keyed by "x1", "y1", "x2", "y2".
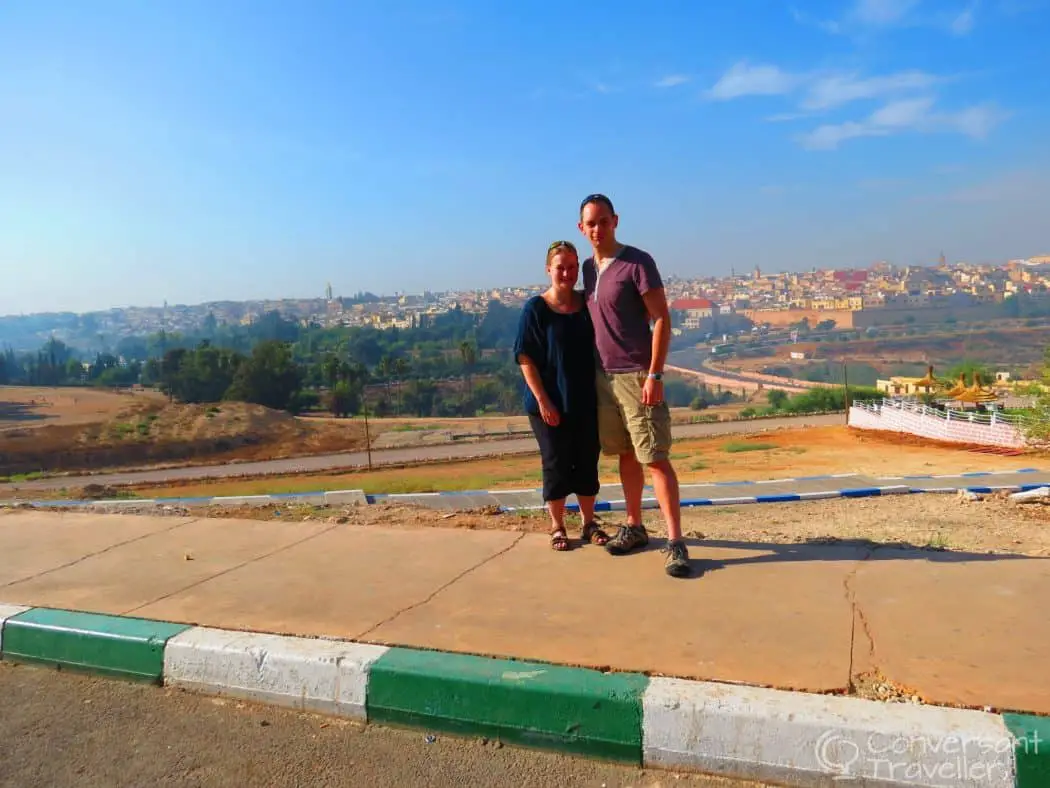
[
  {"x1": 8, "y1": 469, "x2": 1049, "y2": 514},
  {"x1": 538, "y1": 484, "x2": 917, "y2": 515}
]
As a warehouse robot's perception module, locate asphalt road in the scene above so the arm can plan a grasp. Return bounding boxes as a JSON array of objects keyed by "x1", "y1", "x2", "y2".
[
  {"x1": 5, "y1": 413, "x2": 843, "y2": 491},
  {"x1": 0, "y1": 662, "x2": 766, "y2": 788}
]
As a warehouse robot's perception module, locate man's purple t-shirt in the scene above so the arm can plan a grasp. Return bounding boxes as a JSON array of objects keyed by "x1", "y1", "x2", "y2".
[{"x1": 582, "y1": 244, "x2": 663, "y2": 373}]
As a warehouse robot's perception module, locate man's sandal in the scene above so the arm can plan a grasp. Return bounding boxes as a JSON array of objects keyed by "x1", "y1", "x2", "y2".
[
  {"x1": 582, "y1": 522, "x2": 610, "y2": 546},
  {"x1": 550, "y1": 528, "x2": 572, "y2": 551}
]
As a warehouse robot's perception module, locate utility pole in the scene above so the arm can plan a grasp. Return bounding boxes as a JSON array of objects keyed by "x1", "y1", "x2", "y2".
[
  {"x1": 362, "y1": 398, "x2": 373, "y2": 471},
  {"x1": 843, "y1": 362, "x2": 849, "y2": 423}
]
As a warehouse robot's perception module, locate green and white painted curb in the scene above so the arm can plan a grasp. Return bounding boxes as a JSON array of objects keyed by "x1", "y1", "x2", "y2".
[{"x1": 1, "y1": 603, "x2": 1046, "y2": 786}]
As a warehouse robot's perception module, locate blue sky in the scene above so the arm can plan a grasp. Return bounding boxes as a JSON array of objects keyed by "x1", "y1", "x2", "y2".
[{"x1": 1, "y1": 0, "x2": 1047, "y2": 315}]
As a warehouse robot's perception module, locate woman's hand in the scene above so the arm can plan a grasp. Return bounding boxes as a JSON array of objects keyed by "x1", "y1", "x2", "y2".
[
  {"x1": 518, "y1": 356, "x2": 560, "y2": 426},
  {"x1": 539, "y1": 398, "x2": 561, "y2": 427}
]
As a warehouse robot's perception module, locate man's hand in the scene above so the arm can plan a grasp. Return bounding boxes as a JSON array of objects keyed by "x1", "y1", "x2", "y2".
[
  {"x1": 539, "y1": 398, "x2": 561, "y2": 426},
  {"x1": 641, "y1": 287, "x2": 671, "y2": 408},
  {"x1": 642, "y1": 376, "x2": 664, "y2": 406}
]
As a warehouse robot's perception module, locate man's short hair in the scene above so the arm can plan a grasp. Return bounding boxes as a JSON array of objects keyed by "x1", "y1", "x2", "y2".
[{"x1": 580, "y1": 193, "x2": 615, "y2": 217}]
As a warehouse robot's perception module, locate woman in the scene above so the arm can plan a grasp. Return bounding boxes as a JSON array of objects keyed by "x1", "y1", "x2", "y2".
[{"x1": 514, "y1": 240, "x2": 609, "y2": 551}]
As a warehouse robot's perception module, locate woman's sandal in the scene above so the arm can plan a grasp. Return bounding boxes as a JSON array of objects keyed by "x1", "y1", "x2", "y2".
[
  {"x1": 582, "y1": 522, "x2": 610, "y2": 546},
  {"x1": 550, "y1": 528, "x2": 572, "y2": 551}
]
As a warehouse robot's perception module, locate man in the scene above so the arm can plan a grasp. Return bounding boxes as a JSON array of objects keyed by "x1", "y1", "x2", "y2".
[{"x1": 578, "y1": 193, "x2": 691, "y2": 578}]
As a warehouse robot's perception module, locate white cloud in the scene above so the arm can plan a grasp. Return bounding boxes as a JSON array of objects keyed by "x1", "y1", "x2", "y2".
[
  {"x1": 869, "y1": 96, "x2": 937, "y2": 126},
  {"x1": 854, "y1": 0, "x2": 921, "y2": 25},
  {"x1": 936, "y1": 102, "x2": 1009, "y2": 137},
  {"x1": 655, "y1": 74, "x2": 691, "y2": 88},
  {"x1": 802, "y1": 70, "x2": 941, "y2": 109},
  {"x1": 703, "y1": 56, "x2": 1004, "y2": 151},
  {"x1": 950, "y1": 3, "x2": 978, "y2": 34},
  {"x1": 765, "y1": 112, "x2": 812, "y2": 122},
  {"x1": 789, "y1": 6, "x2": 843, "y2": 33},
  {"x1": 797, "y1": 96, "x2": 1007, "y2": 149},
  {"x1": 794, "y1": 0, "x2": 981, "y2": 35},
  {"x1": 709, "y1": 63, "x2": 943, "y2": 110},
  {"x1": 798, "y1": 121, "x2": 888, "y2": 150},
  {"x1": 706, "y1": 61, "x2": 802, "y2": 100}
]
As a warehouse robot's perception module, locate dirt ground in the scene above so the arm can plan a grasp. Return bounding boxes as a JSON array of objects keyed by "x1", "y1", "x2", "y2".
[
  {"x1": 0, "y1": 399, "x2": 369, "y2": 478},
  {"x1": 0, "y1": 384, "x2": 748, "y2": 478},
  {"x1": 114, "y1": 425, "x2": 1044, "y2": 499},
  {"x1": 0, "y1": 386, "x2": 166, "y2": 431}
]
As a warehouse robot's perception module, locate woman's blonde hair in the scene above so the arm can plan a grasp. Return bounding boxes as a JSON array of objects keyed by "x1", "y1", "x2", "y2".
[{"x1": 546, "y1": 240, "x2": 578, "y2": 265}]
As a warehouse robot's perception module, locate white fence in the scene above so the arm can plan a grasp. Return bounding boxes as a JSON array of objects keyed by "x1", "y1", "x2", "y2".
[{"x1": 848, "y1": 398, "x2": 1028, "y2": 448}]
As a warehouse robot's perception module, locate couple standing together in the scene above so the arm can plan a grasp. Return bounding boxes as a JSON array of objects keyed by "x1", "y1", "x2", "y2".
[{"x1": 513, "y1": 193, "x2": 691, "y2": 579}]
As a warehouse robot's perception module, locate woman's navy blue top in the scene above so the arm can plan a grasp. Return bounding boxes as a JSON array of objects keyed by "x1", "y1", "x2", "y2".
[{"x1": 513, "y1": 294, "x2": 598, "y2": 417}]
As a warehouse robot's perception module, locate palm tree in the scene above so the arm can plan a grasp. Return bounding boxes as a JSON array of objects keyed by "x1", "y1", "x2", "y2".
[
  {"x1": 322, "y1": 353, "x2": 341, "y2": 389},
  {"x1": 459, "y1": 340, "x2": 477, "y2": 415}
]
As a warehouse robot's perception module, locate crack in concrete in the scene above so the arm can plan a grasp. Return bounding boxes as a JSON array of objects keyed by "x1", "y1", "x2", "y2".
[
  {"x1": 121, "y1": 521, "x2": 343, "y2": 616},
  {"x1": 845, "y1": 546, "x2": 876, "y2": 692},
  {"x1": 1, "y1": 516, "x2": 201, "y2": 590},
  {"x1": 354, "y1": 532, "x2": 527, "y2": 642}
]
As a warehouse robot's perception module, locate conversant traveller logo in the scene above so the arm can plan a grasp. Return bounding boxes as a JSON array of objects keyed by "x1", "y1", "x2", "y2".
[{"x1": 813, "y1": 728, "x2": 1040, "y2": 783}]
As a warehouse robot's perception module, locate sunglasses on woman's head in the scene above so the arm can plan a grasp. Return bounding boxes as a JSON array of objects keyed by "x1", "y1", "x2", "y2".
[{"x1": 548, "y1": 240, "x2": 577, "y2": 254}]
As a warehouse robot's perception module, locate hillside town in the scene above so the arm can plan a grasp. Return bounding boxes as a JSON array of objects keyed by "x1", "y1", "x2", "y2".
[
  {"x1": 3, "y1": 255, "x2": 1050, "y2": 353},
  {"x1": 667, "y1": 254, "x2": 1050, "y2": 330}
]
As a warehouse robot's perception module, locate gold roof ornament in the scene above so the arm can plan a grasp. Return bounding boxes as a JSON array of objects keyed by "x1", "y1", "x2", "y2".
[
  {"x1": 951, "y1": 372, "x2": 999, "y2": 404},
  {"x1": 945, "y1": 374, "x2": 968, "y2": 398},
  {"x1": 914, "y1": 365, "x2": 939, "y2": 390}
]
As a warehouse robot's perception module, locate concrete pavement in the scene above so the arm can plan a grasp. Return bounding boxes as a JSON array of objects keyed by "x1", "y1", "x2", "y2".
[
  {"x1": 1, "y1": 413, "x2": 844, "y2": 492},
  {"x1": 0, "y1": 509, "x2": 1047, "y2": 716}
]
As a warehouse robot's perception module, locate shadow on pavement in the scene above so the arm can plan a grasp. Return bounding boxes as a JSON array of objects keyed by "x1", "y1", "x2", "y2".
[{"x1": 637, "y1": 536, "x2": 1046, "y2": 579}]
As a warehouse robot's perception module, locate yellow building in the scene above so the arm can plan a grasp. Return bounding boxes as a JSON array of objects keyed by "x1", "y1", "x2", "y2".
[{"x1": 876, "y1": 376, "x2": 931, "y2": 396}]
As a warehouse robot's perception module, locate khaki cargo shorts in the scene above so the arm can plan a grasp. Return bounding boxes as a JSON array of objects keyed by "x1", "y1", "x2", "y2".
[{"x1": 595, "y1": 370, "x2": 672, "y2": 465}]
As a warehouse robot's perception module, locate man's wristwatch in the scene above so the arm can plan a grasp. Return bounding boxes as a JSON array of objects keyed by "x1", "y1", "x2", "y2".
[{"x1": 647, "y1": 372, "x2": 663, "y2": 381}]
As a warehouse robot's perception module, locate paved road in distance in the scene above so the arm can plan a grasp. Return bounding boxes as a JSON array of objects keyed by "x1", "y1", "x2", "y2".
[
  {"x1": 0, "y1": 662, "x2": 767, "y2": 788},
  {"x1": 6, "y1": 413, "x2": 842, "y2": 492}
]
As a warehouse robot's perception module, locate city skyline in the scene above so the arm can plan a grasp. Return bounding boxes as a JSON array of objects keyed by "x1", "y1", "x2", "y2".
[
  {"x1": 2, "y1": 0, "x2": 1048, "y2": 315},
  {"x1": 2, "y1": 250, "x2": 1047, "y2": 320}
]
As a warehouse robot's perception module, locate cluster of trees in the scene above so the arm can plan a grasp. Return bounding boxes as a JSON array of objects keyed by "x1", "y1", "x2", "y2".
[
  {"x1": 150, "y1": 340, "x2": 305, "y2": 412},
  {"x1": 2, "y1": 300, "x2": 735, "y2": 418},
  {"x1": 740, "y1": 385, "x2": 882, "y2": 419},
  {"x1": 0, "y1": 338, "x2": 143, "y2": 388}
]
